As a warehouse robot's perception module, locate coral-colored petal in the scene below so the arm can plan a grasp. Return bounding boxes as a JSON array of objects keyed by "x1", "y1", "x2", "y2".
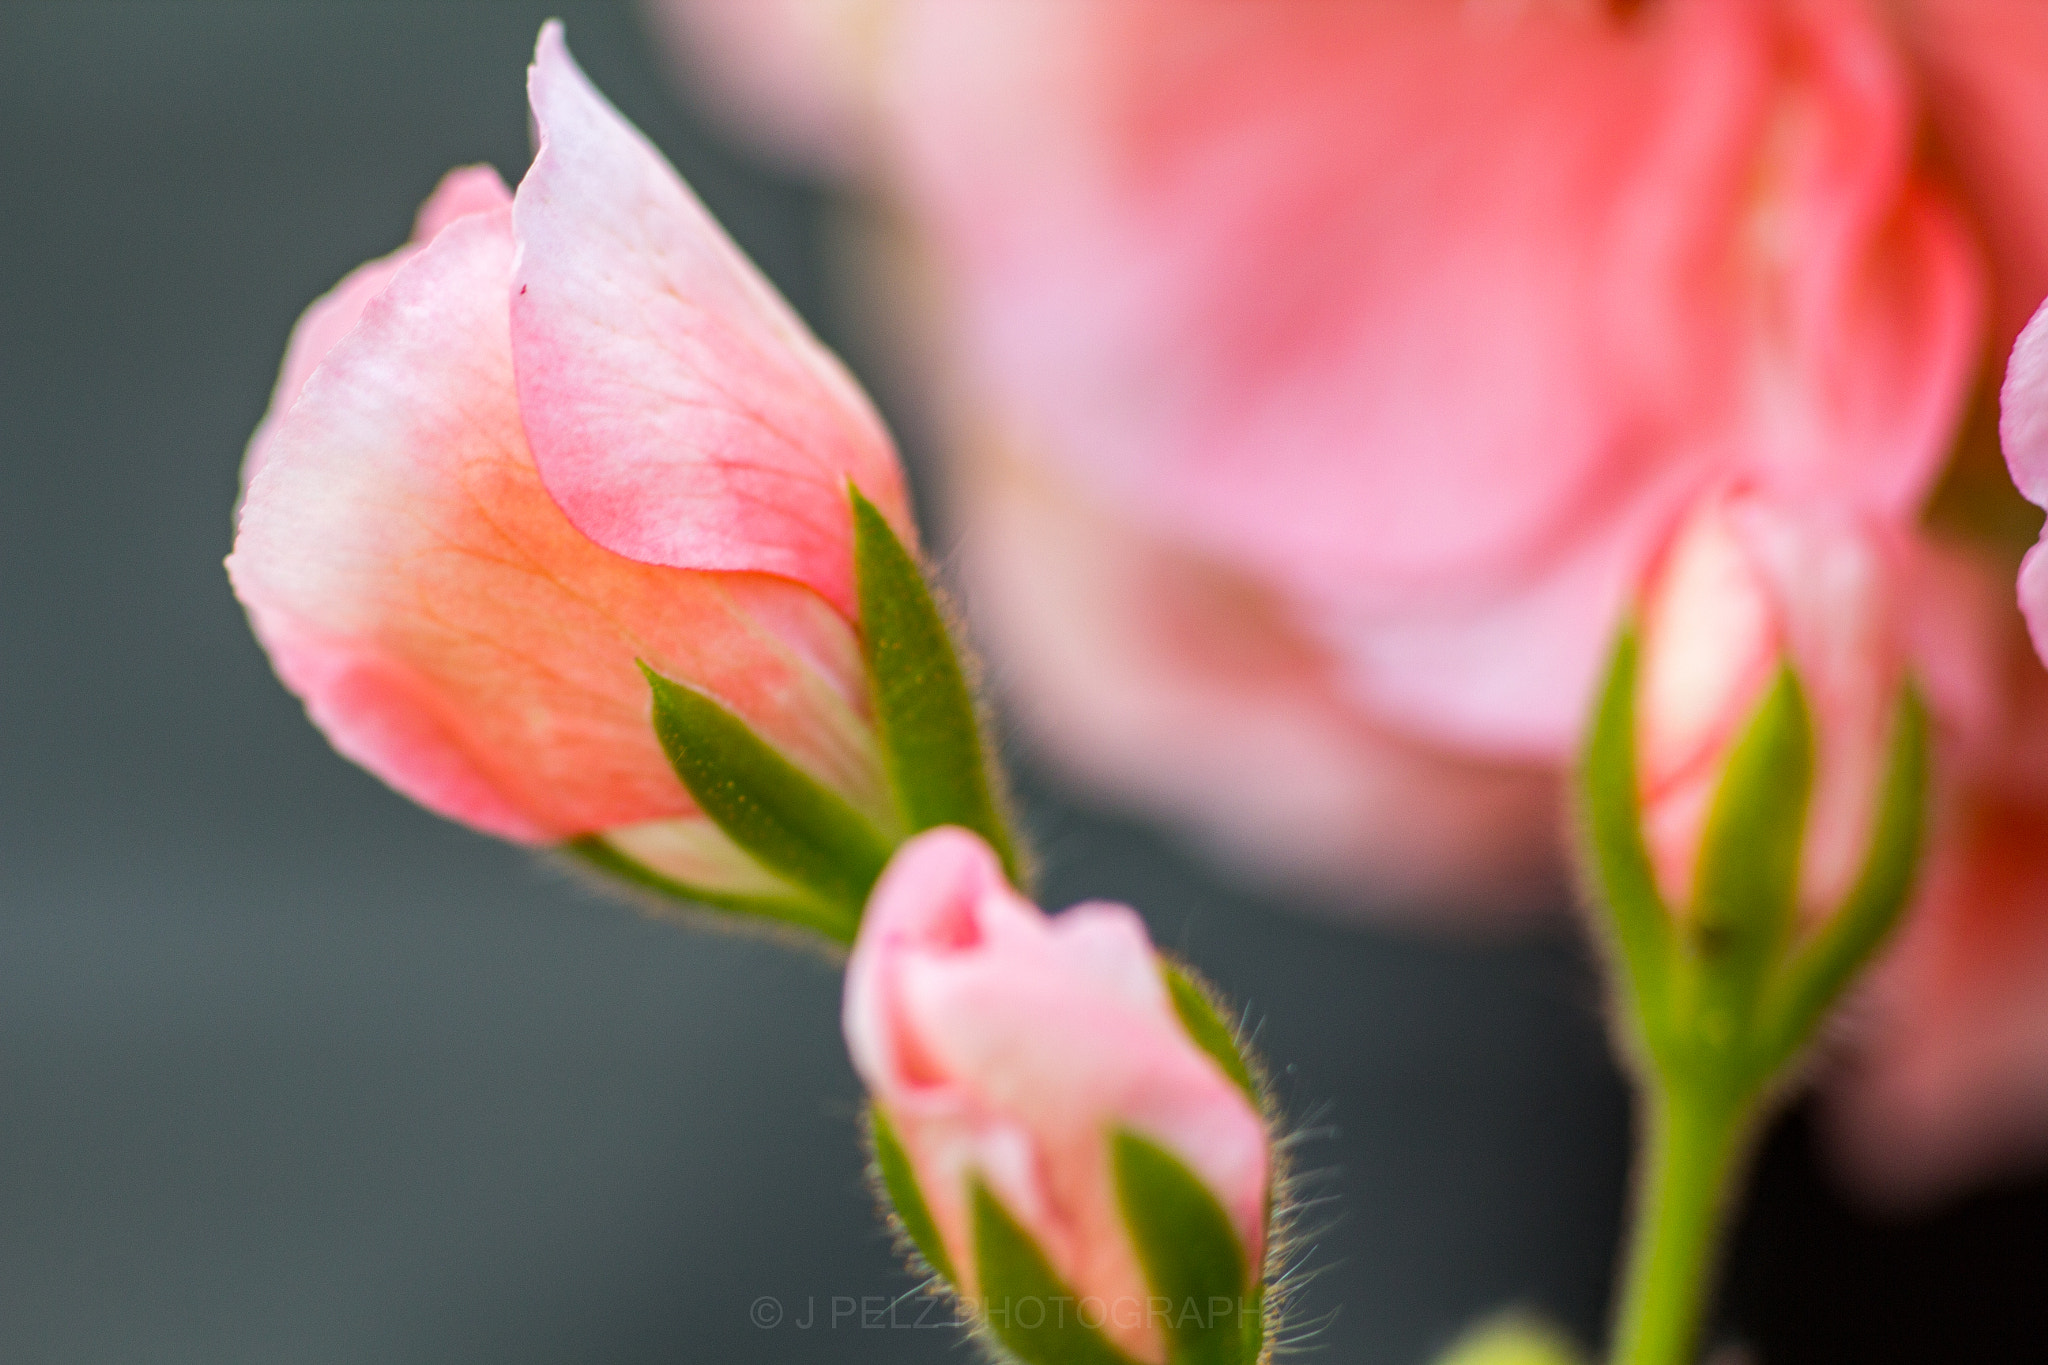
[
  {"x1": 229, "y1": 208, "x2": 882, "y2": 841},
  {"x1": 511, "y1": 22, "x2": 909, "y2": 620}
]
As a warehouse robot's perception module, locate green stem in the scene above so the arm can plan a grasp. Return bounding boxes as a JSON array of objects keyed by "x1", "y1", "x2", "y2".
[{"x1": 1608, "y1": 1079, "x2": 1755, "y2": 1365}]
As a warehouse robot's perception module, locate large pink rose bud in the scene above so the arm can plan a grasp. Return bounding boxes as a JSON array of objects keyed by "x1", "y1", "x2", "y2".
[
  {"x1": 845, "y1": 829, "x2": 1270, "y2": 1365},
  {"x1": 227, "y1": 25, "x2": 916, "y2": 934}
]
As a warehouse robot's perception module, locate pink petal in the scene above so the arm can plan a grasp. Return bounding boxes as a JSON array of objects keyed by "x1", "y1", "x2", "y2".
[
  {"x1": 890, "y1": 0, "x2": 1979, "y2": 754},
  {"x1": 229, "y1": 208, "x2": 883, "y2": 842},
  {"x1": 956, "y1": 440, "x2": 1562, "y2": 915},
  {"x1": 1897, "y1": 0, "x2": 2048, "y2": 349},
  {"x1": 511, "y1": 22, "x2": 910, "y2": 620},
  {"x1": 241, "y1": 167, "x2": 513, "y2": 498},
  {"x1": 1998, "y1": 299, "x2": 2048, "y2": 660}
]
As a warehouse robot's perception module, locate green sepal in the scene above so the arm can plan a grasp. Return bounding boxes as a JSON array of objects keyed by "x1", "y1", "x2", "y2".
[
  {"x1": 641, "y1": 664, "x2": 892, "y2": 918},
  {"x1": 564, "y1": 834, "x2": 857, "y2": 944},
  {"x1": 972, "y1": 1180, "x2": 1142, "y2": 1365},
  {"x1": 869, "y1": 1104, "x2": 956, "y2": 1284},
  {"x1": 1431, "y1": 1314, "x2": 1587, "y2": 1365},
  {"x1": 1112, "y1": 1129, "x2": 1260, "y2": 1365},
  {"x1": 1163, "y1": 962, "x2": 1261, "y2": 1110},
  {"x1": 1683, "y1": 665, "x2": 1813, "y2": 1053},
  {"x1": 1578, "y1": 624, "x2": 1676, "y2": 1050},
  {"x1": 851, "y1": 486, "x2": 1022, "y2": 882},
  {"x1": 1755, "y1": 684, "x2": 1930, "y2": 1070}
]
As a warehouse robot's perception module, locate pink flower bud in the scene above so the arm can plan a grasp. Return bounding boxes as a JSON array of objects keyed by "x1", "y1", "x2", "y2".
[
  {"x1": 1634, "y1": 487, "x2": 1906, "y2": 917},
  {"x1": 844, "y1": 829, "x2": 1268, "y2": 1365},
  {"x1": 226, "y1": 25, "x2": 912, "y2": 884}
]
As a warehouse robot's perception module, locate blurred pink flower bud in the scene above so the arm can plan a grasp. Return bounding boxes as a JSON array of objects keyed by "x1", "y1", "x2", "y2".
[
  {"x1": 844, "y1": 828, "x2": 1269, "y2": 1364},
  {"x1": 1634, "y1": 487, "x2": 1907, "y2": 918},
  {"x1": 227, "y1": 24, "x2": 913, "y2": 889}
]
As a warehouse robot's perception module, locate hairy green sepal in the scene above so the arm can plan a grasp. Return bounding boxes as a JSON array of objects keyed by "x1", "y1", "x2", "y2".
[
  {"x1": 851, "y1": 487, "x2": 1021, "y2": 881},
  {"x1": 1113, "y1": 1130, "x2": 1261, "y2": 1365},
  {"x1": 972, "y1": 1181, "x2": 1141, "y2": 1365},
  {"x1": 642, "y1": 665, "x2": 892, "y2": 932},
  {"x1": 1163, "y1": 962, "x2": 1260, "y2": 1108},
  {"x1": 564, "y1": 835, "x2": 856, "y2": 942},
  {"x1": 869, "y1": 1104, "x2": 955, "y2": 1284}
]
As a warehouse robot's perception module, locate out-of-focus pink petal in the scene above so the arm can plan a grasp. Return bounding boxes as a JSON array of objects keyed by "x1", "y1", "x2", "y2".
[
  {"x1": 641, "y1": 0, "x2": 891, "y2": 174},
  {"x1": 241, "y1": 166, "x2": 513, "y2": 496},
  {"x1": 1997, "y1": 299, "x2": 2048, "y2": 660},
  {"x1": 890, "y1": 0, "x2": 1980, "y2": 755},
  {"x1": 846, "y1": 829, "x2": 1268, "y2": 1363},
  {"x1": 511, "y1": 23, "x2": 910, "y2": 620},
  {"x1": 1832, "y1": 652, "x2": 2048, "y2": 1203},
  {"x1": 228, "y1": 208, "x2": 883, "y2": 842},
  {"x1": 1897, "y1": 0, "x2": 2048, "y2": 349},
  {"x1": 960, "y1": 439, "x2": 1562, "y2": 917}
]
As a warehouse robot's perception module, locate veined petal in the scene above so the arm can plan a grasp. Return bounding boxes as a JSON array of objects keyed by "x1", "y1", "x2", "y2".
[
  {"x1": 511, "y1": 22, "x2": 910, "y2": 620},
  {"x1": 229, "y1": 208, "x2": 884, "y2": 842}
]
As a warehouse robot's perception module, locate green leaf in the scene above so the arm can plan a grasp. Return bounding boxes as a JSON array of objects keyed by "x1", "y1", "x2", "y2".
[
  {"x1": 1431, "y1": 1314, "x2": 1586, "y2": 1365},
  {"x1": 642, "y1": 665, "x2": 893, "y2": 917},
  {"x1": 973, "y1": 1180, "x2": 1141, "y2": 1365},
  {"x1": 869, "y1": 1104, "x2": 955, "y2": 1284},
  {"x1": 1756, "y1": 684, "x2": 1929, "y2": 1070},
  {"x1": 1112, "y1": 1130, "x2": 1258, "y2": 1365},
  {"x1": 1685, "y1": 665, "x2": 1812, "y2": 1048},
  {"x1": 851, "y1": 487, "x2": 1021, "y2": 881},
  {"x1": 1163, "y1": 962, "x2": 1261, "y2": 1109},
  {"x1": 1577, "y1": 625, "x2": 1675, "y2": 1048},
  {"x1": 564, "y1": 834, "x2": 857, "y2": 943}
]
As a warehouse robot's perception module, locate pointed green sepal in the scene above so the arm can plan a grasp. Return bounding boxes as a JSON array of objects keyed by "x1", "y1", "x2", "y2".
[
  {"x1": 1579, "y1": 624, "x2": 1676, "y2": 1046},
  {"x1": 1432, "y1": 1314, "x2": 1587, "y2": 1365},
  {"x1": 851, "y1": 486, "x2": 1021, "y2": 881},
  {"x1": 1112, "y1": 1129, "x2": 1261, "y2": 1365},
  {"x1": 564, "y1": 834, "x2": 857, "y2": 943},
  {"x1": 973, "y1": 1180, "x2": 1142, "y2": 1365},
  {"x1": 1684, "y1": 665, "x2": 1813, "y2": 1039},
  {"x1": 1163, "y1": 962, "x2": 1261, "y2": 1110},
  {"x1": 869, "y1": 1104, "x2": 956, "y2": 1284},
  {"x1": 641, "y1": 664, "x2": 893, "y2": 919},
  {"x1": 1756, "y1": 683, "x2": 1930, "y2": 1069}
]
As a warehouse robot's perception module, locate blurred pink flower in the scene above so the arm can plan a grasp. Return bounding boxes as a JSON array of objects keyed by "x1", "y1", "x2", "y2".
[
  {"x1": 845, "y1": 828, "x2": 1269, "y2": 1364},
  {"x1": 658, "y1": 0, "x2": 2048, "y2": 1192},
  {"x1": 228, "y1": 25, "x2": 913, "y2": 890}
]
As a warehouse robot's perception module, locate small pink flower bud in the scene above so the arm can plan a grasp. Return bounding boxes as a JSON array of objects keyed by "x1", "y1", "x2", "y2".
[
  {"x1": 1635, "y1": 486, "x2": 1906, "y2": 918},
  {"x1": 844, "y1": 829, "x2": 1268, "y2": 1365}
]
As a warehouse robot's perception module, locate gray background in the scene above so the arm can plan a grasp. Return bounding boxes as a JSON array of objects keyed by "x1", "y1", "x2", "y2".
[{"x1": 1, "y1": 3, "x2": 2041, "y2": 1362}]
